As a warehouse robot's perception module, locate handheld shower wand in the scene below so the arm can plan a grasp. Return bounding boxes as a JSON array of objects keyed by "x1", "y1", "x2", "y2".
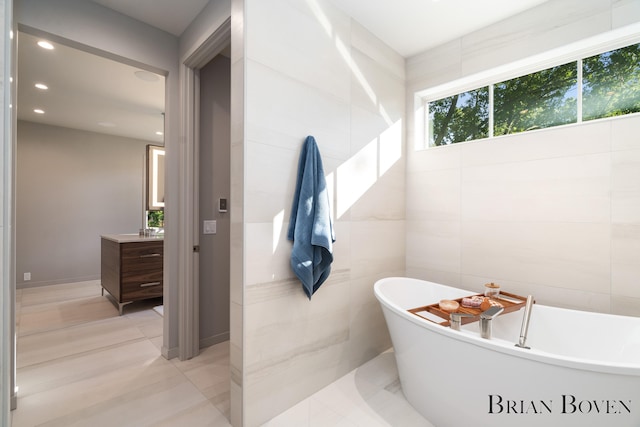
[{"x1": 515, "y1": 295, "x2": 534, "y2": 349}]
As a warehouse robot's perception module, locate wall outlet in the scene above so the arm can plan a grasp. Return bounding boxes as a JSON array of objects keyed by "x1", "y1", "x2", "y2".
[{"x1": 24, "y1": 272, "x2": 31, "y2": 281}]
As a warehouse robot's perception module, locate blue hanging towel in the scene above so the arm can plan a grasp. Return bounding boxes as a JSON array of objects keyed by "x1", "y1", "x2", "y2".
[{"x1": 287, "y1": 135, "x2": 335, "y2": 299}]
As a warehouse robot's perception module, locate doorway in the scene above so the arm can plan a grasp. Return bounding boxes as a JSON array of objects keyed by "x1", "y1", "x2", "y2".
[
  {"x1": 15, "y1": 30, "x2": 166, "y2": 291},
  {"x1": 197, "y1": 52, "x2": 231, "y2": 348},
  {"x1": 13, "y1": 29, "x2": 169, "y2": 410}
]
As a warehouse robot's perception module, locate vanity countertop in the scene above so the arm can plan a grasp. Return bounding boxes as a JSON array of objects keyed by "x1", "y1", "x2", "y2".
[{"x1": 101, "y1": 233, "x2": 164, "y2": 243}]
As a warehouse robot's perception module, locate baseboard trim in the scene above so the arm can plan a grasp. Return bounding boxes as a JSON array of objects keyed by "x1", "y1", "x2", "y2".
[
  {"x1": 17, "y1": 277, "x2": 100, "y2": 289},
  {"x1": 162, "y1": 345, "x2": 179, "y2": 360},
  {"x1": 200, "y1": 331, "x2": 230, "y2": 349}
]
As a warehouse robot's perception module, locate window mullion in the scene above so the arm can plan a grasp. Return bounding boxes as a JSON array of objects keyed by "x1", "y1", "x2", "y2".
[
  {"x1": 424, "y1": 99, "x2": 432, "y2": 148},
  {"x1": 577, "y1": 59, "x2": 583, "y2": 123},
  {"x1": 488, "y1": 84, "x2": 494, "y2": 138}
]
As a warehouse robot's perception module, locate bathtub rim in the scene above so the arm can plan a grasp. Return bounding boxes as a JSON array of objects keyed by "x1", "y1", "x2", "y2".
[{"x1": 374, "y1": 276, "x2": 640, "y2": 377}]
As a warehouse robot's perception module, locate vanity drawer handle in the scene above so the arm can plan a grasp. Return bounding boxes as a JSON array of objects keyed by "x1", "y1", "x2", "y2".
[
  {"x1": 139, "y1": 253, "x2": 162, "y2": 258},
  {"x1": 140, "y1": 282, "x2": 161, "y2": 287}
]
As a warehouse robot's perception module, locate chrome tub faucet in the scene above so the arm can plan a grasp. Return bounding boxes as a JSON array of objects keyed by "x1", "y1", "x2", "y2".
[{"x1": 479, "y1": 305, "x2": 504, "y2": 339}]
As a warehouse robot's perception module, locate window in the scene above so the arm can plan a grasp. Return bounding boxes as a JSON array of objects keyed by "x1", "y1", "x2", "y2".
[
  {"x1": 494, "y1": 63, "x2": 577, "y2": 136},
  {"x1": 425, "y1": 42, "x2": 640, "y2": 147},
  {"x1": 582, "y1": 43, "x2": 640, "y2": 121},
  {"x1": 428, "y1": 88, "x2": 488, "y2": 146}
]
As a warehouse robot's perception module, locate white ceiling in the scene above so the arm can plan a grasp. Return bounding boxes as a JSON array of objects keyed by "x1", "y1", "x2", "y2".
[
  {"x1": 326, "y1": 0, "x2": 549, "y2": 57},
  {"x1": 18, "y1": 31, "x2": 165, "y2": 143},
  {"x1": 18, "y1": 0, "x2": 550, "y2": 142},
  {"x1": 90, "y1": 0, "x2": 210, "y2": 37},
  {"x1": 89, "y1": 0, "x2": 551, "y2": 56},
  {"x1": 90, "y1": 0, "x2": 550, "y2": 56}
]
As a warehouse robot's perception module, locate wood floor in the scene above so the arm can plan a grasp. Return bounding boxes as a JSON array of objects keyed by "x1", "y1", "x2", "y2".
[
  {"x1": 12, "y1": 280, "x2": 231, "y2": 427},
  {"x1": 11, "y1": 280, "x2": 432, "y2": 426}
]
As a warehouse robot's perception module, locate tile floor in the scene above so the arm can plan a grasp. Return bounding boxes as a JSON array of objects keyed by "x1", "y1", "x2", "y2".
[
  {"x1": 263, "y1": 351, "x2": 433, "y2": 427},
  {"x1": 12, "y1": 280, "x2": 432, "y2": 427}
]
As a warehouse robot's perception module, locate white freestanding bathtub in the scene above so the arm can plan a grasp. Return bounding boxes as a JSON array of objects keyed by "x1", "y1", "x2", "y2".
[{"x1": 374, "y1": 277, "x2": 640, "y2": 427}]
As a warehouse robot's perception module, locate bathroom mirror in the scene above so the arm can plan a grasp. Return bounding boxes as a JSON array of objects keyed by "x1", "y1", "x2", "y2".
[{"x1": 147, "y1": 144, "x2": 165, "y2": 210}]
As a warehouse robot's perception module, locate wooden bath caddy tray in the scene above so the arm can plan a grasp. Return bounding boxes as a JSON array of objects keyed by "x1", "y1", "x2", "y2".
[{"x1": 408, "y1": 292, "x2": 531, "y2": 327}]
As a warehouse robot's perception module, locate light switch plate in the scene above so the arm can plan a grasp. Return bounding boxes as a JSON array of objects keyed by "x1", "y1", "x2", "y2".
[{"x1": 203, "y1": 220, "x2": 217, "y2": 234}]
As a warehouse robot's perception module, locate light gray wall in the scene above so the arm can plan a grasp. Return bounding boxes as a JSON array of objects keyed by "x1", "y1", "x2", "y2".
[
  {"x1": 405, "y1": 0, "x2": 640, "y2": 316},
  {"x1": 16, "y1": 120, "x2": 148, "y2": 288},
  {"x1": 16, "y1": 0, "x2": 181, "y2": 358},
  {"x1": 1, "y1": 0, "x2": 15, "y2": 419},
  {"x1": 241, "y1": 0, "x2": 406, "y2": 424},
  {"x1": 199, "y1": 54, "x2": 231, "y2": 347},
  {"x1": 179, "y1": 0, "x2": 231, "y2": 60}
]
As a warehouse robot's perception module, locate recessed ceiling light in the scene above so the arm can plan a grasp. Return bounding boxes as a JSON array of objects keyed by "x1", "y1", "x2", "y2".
[
  {"x1": 155, "y1": 131, "x2": 163, "y2": 136},
  {"x1": 34, "y1": 109, "x2": 45, "y2": 114},
  {"x1": 37, "y1": 40, "x2": 54, "y2": 50},
  {"x1": 134, "y1": 70, "x2": 160, "y2": 82},
  {"x1": 35, "y1": 83, "x2": 48, "y2": 90}
]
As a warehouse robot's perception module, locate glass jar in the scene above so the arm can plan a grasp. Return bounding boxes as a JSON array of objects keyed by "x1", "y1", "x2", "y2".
[{"x1": 484, "y1": 282, "x2": 500, "y2": 298}]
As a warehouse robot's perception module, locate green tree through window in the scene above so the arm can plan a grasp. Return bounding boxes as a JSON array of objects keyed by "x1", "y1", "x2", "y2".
[
  {"x1": 429, "y1": 88, "x2": 488, "y2": 146},
  {"x1": 583, "y1": 43, "x2": 640, "y2": 121},
  {"x1": 494, "y1": 63, "x2": 577, "y2": 136},
  {"x1": 426, "y1": 42, "x2": 640, "y2": 147}
]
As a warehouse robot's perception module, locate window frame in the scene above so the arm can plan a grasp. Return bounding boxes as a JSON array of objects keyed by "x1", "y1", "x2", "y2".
[{"x1": 416, "y1": 25, "x2": 640, "y2": 150}]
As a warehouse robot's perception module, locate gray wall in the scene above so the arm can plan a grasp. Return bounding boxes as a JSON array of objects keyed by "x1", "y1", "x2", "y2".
[
  {"x1": 1, "y1": 0, "x2": 15, "y2": 418},
  {"x1": 16, "y1": 120, "x2": 149, "y2": 287},
  {"x1": 199, "y1": 54, "x2": 231, "y2": 347},
  {"x1": 17, "y1": 0, "x2": 182, "y2": 358}
]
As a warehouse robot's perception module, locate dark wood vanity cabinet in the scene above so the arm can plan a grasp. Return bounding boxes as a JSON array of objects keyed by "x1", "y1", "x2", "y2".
[{"x1": 101, "y1": 236, "x2": 163, "y2": 314}]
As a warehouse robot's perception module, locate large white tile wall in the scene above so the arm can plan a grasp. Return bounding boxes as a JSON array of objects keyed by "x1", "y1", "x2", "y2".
[
  {"x1": 230, "y1": 1, "x2": 245, "y2": 426},
  {"x1": 406, "y1": 0, "x2": 640, "y2": 316},
  {"x1": 242, "y1": 0, "x2": 405, "y2": 425}
]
